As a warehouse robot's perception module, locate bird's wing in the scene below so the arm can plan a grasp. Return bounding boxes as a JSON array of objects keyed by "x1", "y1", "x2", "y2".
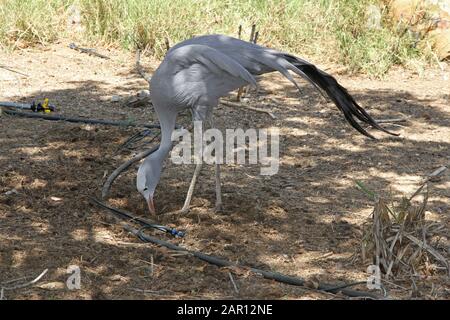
[
  {"x1": 170, "y1": 34, "x2": 279, "y2": 76},
  {"x1": 170, "y1": 35, "x2": 397, "y2": 138},
  {"x1": 162, "y1": 44, "x2": 257, "y2": 108},
  {"x1": 170, "y1": 35, "x2": 324, "y2": 98}
]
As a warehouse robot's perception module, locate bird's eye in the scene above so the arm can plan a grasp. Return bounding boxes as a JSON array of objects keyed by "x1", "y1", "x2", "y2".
[{"x1": 143, "y1": 187, "x2": 148, "y2": 191}]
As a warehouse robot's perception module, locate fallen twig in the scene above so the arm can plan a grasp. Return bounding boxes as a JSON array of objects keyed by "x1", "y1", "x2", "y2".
[
  {"x1": 404, "y1": 234, "x2": 450, "y2": 276},
  {"x1": 409, "y1": 165, "x2": 447, "y2": 200},
  {"x1": 130, "y1": 288, "x2": 175, "y2": 296},
  {"x1": 0, "y1": 269, "x2": 48, "y2": 299},
  {"x1": 228, "y1": 272, "x2": 240, "y2": 294},
  {"x1": 427, "y1": 165, "x2": 447, "y2": 181},
  {"x1": 150, "y1": 255, "x2": 154, "y2": 277},
  {"x1": 101, "y1": 146, "x2": 160, "y2": 199},
  {"x1": 221, "y1": 100, "x2": 277, "y2": 119},
  {"x1": 69, "y1": 43, "x2": 110, "y2": 60},
  {"x1": 310, "y1": 252, "x2": 334, "y2": 261},
  {"x1": 374, "y1": 117, "x2": 411, "y2": 124},
  {"x1": 0, "y1": 64, "x2": 29, "y2": 77}
]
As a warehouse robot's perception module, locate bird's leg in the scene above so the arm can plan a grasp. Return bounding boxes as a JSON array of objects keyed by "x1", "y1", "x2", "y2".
[
  {"x1": 180, "y1": 161, "x2": 202, "y2": 214},
  {"x1": 207, "y1": 116, "x2": 223, "y2": 213},
  {"x1": 179, "y1": 120, "x2": 204, "y2": 214}
]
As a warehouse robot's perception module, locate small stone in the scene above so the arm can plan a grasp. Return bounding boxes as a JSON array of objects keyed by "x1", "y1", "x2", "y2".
[
  {"x1": 110, "y1": 274, "x2": 126, "y2": 282},
  {"x1": 138, "y1": 90, "x2": 150, "y2": 97},
  {"x1": 5, "y1": 189, "x2": 19, "y2": 195},
  {"x1": 111, "y1": 95, "x2": 121, "y2": 102}
]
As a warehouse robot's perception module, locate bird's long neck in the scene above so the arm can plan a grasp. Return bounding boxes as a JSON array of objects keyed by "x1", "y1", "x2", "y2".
[{"x1": 154, "y1": 108, "x2": 177, "y2": 161}]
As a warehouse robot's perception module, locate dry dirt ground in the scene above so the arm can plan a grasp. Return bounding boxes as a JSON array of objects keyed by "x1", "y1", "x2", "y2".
[{"x1": 1, "y1": 42, "x2": 449, "y2": 300}]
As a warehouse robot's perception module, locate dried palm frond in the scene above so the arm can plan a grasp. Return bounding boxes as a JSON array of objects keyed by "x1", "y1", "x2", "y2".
[{"x1": 357, "y1": 166, "x2": 449, "y2": 283}]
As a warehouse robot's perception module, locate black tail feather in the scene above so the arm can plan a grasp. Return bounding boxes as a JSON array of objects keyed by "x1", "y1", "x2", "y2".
[{"x1": 284, "y1": 54, "x2": 399, "y2": 139}]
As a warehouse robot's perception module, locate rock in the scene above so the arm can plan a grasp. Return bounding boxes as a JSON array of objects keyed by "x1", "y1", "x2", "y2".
[
  {"x1": 429, "y1": 29, "x2": 450, "y2": 60},
  {"x1": 389, "y1": 0, "x2": 450, "y2": 60},
  {"x1": 389, "y1": 0, "x2": 422, "y2": 24},
  {"x1": 5, "y1": 189, "x2": 19, "y2": 195},
  {"x1": 137, "y1": 90, "x2": 150, "y2": 97},
  {"x1": 111, "y1": 95, "x2": 122, "y2": 102}
]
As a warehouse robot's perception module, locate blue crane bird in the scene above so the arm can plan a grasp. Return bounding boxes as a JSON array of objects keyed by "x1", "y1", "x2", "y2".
[{"x1": 137, "y1": 34, "x2": 397, "y2": 215}]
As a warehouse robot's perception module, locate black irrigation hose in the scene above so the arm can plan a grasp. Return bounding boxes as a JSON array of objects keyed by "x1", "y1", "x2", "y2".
[
  {"x1": 132, "y1": 225, "x2": 382, "y2": 299},
  {"x1": 92, "y1": 199, "x2": 383, "y2": 299},
  {"x1": 2, "y1": 109, "x2": 160, "y2": 129},
  {"x1": 89, "y1": 197, "x2": 185, "y2": 238}
]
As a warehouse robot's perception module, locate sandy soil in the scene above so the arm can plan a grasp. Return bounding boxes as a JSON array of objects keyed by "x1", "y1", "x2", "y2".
[{"x1": 1, "y1": 41, "x2": 449, "y2": 300}]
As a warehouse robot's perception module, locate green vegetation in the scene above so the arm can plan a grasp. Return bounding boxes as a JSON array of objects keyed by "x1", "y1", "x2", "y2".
[{"x1": 0, "y1": 0, "x2": 429, "y2": 76}]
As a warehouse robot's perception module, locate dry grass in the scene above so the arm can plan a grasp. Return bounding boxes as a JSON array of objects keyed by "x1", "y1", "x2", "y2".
[
  {"x1": 0, "y1": 0, "x2": 429, "y2": 77},
  {"x1": 357, "y1": 166, "x2": 449, "y2": 297}
]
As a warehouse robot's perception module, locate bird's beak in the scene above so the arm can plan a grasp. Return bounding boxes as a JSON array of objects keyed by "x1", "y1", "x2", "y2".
[{"x1": 147, "y1": 196, "x2": 155, "y2": 214}]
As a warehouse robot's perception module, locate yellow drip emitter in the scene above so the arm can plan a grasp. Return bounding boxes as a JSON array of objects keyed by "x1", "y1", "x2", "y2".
[{"x1": 42, "y1": 98, "x2": 51, "y2": 113}]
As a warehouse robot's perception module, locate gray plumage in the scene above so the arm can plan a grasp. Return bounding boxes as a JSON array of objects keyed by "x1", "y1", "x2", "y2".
[{"x1": 137, "y1": 34, "x2": 397, "y2": 214}]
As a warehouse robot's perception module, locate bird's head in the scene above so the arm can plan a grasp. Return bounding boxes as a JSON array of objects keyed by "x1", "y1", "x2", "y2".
[{"x1": 136, "y1": 154, "x2": 163, "y2": 214}]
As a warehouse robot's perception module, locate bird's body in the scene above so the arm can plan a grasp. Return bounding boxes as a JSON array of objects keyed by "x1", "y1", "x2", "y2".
[{"x1": 138, "y1": 34, "x2": 397, "y2": 214}]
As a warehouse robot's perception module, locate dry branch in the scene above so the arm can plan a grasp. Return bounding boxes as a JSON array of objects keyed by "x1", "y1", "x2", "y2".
[
  {"x1": 374, "y1": 117, "x2": 411, "y2": 124},
  {"x1": 130, "y1": 288, "x2": 175, "y2": 296},
  {"x1": 228, "y1": 272, "x2": 240, "y2": 294},
  {"x1": 69, "y1": 43, "x2": 110, "y2": 59},
  {"x1": 0, "y1": 269, "x2": 48, "y2": 300},
  {"x1": 221, "y1": 100, "x2": 277, "y2": 119},
  {"x1": 0, "y1": 64, "x2": 29, "y2": 77},
  {"x1": 404, "y1": 234, "x2": 450, "y2": 276}
]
